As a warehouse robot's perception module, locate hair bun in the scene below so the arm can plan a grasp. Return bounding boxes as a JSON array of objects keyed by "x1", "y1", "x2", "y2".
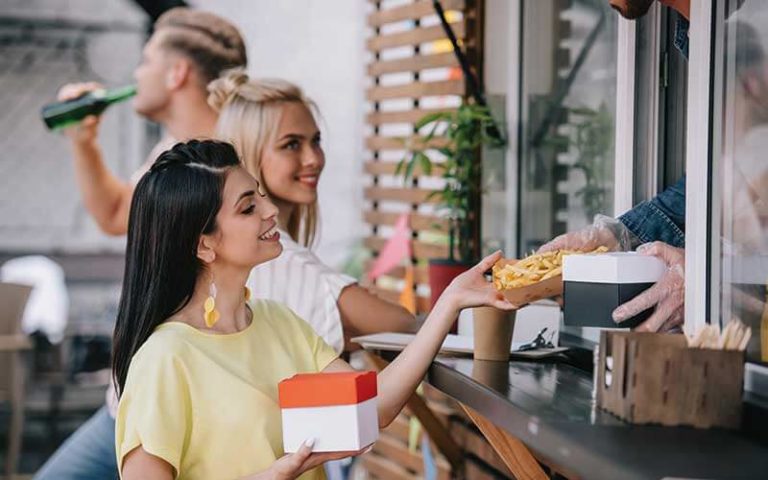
[{"x1": 207, "y1": 68, "x2": 249, "y2": 111}]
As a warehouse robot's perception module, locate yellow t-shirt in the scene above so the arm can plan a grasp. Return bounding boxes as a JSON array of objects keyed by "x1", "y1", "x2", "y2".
[{"x1": 115, "y1": 299, "x2": 339, "y2": 480}]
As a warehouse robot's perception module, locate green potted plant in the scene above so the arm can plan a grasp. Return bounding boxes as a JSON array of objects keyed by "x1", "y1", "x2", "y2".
[
  {"x1": 397, "y1": 102, "x2": 506, "y2": 307},
  {"x1": 544, "y1": 102, "x2": 614, "y2": 222}
]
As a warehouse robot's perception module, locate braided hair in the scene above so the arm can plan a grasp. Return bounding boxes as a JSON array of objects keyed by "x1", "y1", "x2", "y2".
[{"x1": 154, "y1": 8, "x2": 248, "y2": 86}]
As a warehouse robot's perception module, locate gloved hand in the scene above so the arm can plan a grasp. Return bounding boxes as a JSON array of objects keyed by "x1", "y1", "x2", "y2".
[
  {"x1": 538, "y1": 214, "x2": 638, "y2": 253},
  {"x1": 612, "y1": 242, "x2": 685, "y2": 332}
]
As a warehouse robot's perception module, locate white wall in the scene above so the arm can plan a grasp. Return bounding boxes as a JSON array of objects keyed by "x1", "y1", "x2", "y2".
[
  {"x1": 0, "y1": 0, "x2": 147, "y2": 253},
  {"x1": 193, "y1": 0, "x2": 368, "y2": 269}
]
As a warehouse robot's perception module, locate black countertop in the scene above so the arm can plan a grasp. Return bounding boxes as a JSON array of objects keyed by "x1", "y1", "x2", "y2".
[{"x1": 374, "y1": 347, "x2": 768, "y2": 480}]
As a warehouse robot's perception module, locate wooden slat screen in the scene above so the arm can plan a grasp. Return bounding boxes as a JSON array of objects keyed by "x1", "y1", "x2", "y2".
[
  {"x1": 368, "y1": 52, "x2": 458, "y2": 76},
  {"x1": 366, "y1": 107, "x2": 454, "y2": 126},
  {"x1": 364, "y1": 0, "x2": 483, "y2": 313},
  {"x1": 367, "y1": 0, "x2": 465, "y2": 26}
]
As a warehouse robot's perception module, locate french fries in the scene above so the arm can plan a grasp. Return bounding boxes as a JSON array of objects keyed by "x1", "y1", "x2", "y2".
[{"x1": 492, "y1": 246, "x2": 609, "y2": 290}]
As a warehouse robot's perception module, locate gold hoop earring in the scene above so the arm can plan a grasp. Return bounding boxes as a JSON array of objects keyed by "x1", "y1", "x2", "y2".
[
  {"x1": 244, "y1": 286, "x2": 251, "y2": 302},
  {"x1": 204, "y1": 280, "x2": 220, "y2": 328}
]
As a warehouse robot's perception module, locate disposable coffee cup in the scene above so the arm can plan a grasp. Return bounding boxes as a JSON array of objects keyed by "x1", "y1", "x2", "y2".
[{"x1": 472, "y1": 307, "x2": 516, "y2": 361}]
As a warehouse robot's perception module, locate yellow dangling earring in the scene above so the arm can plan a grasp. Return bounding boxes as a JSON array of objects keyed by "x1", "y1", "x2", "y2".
[
  {"x1": 204, "y1": 280, "x2": 220, "y2": 328},
  {"x1": 244, "y1": 286, "x2": 251, "y2": 302}
]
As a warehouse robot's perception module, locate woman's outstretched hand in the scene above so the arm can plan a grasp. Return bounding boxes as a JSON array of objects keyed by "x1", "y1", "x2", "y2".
[{"x1": 441, "y1": 251, "x2": 518, "y2": 312}]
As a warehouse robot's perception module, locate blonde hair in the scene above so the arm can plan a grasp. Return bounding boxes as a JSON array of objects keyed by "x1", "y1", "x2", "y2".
[
  {"x1": 155, "y1": 8, "x2": 247, "y2": 86},
  {"x1": 208, "y1": 69, "x2": 319, "y2": 247}
]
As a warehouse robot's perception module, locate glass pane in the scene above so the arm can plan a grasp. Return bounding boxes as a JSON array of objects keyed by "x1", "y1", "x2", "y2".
[
  {"x1": 518, "y1": 0, "x2": 618, "y2": 254},
  {"x1": 715, "y1": 4, "x2": 768, "y2": 363}
]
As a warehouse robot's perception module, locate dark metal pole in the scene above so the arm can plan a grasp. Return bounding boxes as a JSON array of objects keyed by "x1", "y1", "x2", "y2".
[
  {"x1": 131, "y1": 0, "x2": 188, "y2": 23},
  {"x1": 432, "y1": 0, "x2": 503, "y2": 144},
  {"x1": 433, "y1": 0, "x2": 486, "y2": 106}
]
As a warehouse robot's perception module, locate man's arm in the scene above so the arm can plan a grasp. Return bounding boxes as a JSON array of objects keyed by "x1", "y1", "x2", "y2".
[
  {"x1": 618, "y1": 175, "x2": 686, "y2": 248},
  {"x1": 58, "y1": 82, "x2": 134, "y2": 236},
  {"x1": 70, "y1": 135, "x2": 133, "y2": 235}
]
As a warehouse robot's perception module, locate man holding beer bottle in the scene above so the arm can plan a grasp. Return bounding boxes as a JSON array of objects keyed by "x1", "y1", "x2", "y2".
[
  {"x1": 54, "y1": 6, "x2": 247, "y2": 236},
  {"x1": 34, "y1": 7, "x2": 247, "y2": 480}
]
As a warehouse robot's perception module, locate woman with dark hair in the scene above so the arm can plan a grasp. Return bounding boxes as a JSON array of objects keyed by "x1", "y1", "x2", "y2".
[{"x1": 112, "y1": 139, "x2": 515, "y2": 479}]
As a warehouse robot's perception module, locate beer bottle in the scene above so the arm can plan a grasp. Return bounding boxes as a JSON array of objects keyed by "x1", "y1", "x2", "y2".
[{"x1": 41, "y1": 85, "x2": 137, "y2": 131}]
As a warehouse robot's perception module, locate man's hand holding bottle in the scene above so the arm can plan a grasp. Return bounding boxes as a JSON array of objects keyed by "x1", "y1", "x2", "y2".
[{"x1": 55, "y1": 82, "x2": 105, "y2": 145}]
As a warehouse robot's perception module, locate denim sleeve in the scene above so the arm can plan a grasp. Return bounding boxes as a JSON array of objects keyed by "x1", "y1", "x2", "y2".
[{"x1": 618, "y1": 176, "x2": 686, "y2": 248}]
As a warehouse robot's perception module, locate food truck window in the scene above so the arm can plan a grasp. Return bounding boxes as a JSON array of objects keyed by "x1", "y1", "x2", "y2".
[
  {"x1": 709, "y1": 0, "x2": 768, "y2": 365},
  {"x1": 625, "y1": 4, "x2": 688, "y2": 210},
  {"x1": 517, "y1": 0, "x2": 619, "y2": 255}
]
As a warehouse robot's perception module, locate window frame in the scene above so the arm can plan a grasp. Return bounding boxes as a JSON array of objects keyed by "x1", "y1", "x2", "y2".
[
  {"x1": 683, "y1": 0, "x2": 715, "y2": 336},
  {"x1": 613, "y1": 14, "x2": 638, "y2": 216},
  {"x1": 685, "y1": 0, "x2": 768, "y2": 393}
]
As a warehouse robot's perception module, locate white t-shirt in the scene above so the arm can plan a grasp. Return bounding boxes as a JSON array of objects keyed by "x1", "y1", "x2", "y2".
[
  {"x1": 107, "y1": 229, "x2": 356, "y2": 418},
  {"x1": 129, "y1": 135, "x2": 178, "y2": 184},
  {"x1": 247, "y1": 229, "x2": 356, "y2": 354}
]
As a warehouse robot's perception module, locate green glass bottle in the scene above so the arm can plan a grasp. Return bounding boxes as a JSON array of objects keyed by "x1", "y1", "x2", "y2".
[{"x1": 41, "y1": 85, "x2": 137, "y2": 131}]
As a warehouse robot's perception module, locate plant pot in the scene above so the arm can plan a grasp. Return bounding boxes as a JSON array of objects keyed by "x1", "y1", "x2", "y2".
[{"x1": 428, "y1": 258, "x2": 473, "y2": 309}]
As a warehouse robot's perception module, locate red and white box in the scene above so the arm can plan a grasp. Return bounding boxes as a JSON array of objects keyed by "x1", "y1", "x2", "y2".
[{"x1": 278, "y1": 371, "x2": 379, "y2": 452}]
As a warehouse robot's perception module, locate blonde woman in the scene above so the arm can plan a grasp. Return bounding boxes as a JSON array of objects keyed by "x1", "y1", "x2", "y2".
[{"x1": 207, "y1": 70, "x2": 417, "y2": 353}]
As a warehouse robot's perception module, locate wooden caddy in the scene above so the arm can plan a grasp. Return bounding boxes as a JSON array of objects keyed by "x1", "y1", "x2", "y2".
[{"x1": 596, "y1": 331, "x2": 744, "y2": 429}]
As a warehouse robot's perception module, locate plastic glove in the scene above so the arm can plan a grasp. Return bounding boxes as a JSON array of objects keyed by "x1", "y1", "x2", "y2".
[
  {"x1": 612, "y1": 242, "x2": 685, "y2": 332},
  {"x1": 538, "y1": 214, "x2": 638, "y2": 253}
]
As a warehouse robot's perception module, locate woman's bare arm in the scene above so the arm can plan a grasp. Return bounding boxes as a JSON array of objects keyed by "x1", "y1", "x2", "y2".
[
  {"x1": 325, "y1": 251, "x2": 515, "y2": 428},
  {"x1": 121, "y1": 446, "x2": 174, "y2": 480},
  {"x1": 337, "y1": 285, "x2": 421, "y2": 346}
]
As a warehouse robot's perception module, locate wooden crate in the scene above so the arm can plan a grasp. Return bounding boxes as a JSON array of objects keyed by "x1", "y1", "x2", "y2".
[{"x1": 596, "y1": 331, "x2": 744, "y2": 429}]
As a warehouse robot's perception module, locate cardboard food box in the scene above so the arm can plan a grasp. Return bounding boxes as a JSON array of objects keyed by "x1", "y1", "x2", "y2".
[
  {"x1": 563, "y1": 252, "x2": 666, "y2": 328},
  {"x1": 279, "y1": 371, "x2": 379, "y2": 452}
]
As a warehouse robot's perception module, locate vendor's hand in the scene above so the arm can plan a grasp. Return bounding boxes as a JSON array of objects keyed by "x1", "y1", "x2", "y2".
[
  {"x1": 538, "y1": 214, "x2": 634, "y2": 253},
  {"x1": 56, "y1": 82, "x2": 104, "y2": 145},
  {"x1": 612, "y1": 242, "x2": 685, "y2": 332},
  {"x1": 441, "y1": 251, "x2": 518, "y2": 312},
  {"x1": 254, "y1": 439, "x2": 371, "y2": 480}
]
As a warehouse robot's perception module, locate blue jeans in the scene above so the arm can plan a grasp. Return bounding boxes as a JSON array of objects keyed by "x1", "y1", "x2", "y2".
[
  {"x1": 619, "y1": 176, "x2": 686, "y2": 248},
  {"x1": 34, "y1": 406, "x2": 117, "y2": 480}
]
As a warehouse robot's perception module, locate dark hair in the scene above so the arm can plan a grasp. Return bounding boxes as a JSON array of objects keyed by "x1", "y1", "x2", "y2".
[
  {"x1": 155, "y1": 7, "x2": 248, "y2": 86},
  {"x1": 112, "y1": 140, "x2": 240, "y2": 396}
]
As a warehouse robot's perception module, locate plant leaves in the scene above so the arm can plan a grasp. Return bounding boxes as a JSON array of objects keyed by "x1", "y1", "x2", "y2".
[
  {"x1": 415, "y1": 111, "x2": 452, "y2": 130},
  {"x1": 417, "y1": 151, "x2": 433, "y2": 176},
  {"x1": 395, "y1": 158, "x2": 406, "y2": 177},
  {"x1": 404, "y1": 156, "x2": 416, "y2": 182}
]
